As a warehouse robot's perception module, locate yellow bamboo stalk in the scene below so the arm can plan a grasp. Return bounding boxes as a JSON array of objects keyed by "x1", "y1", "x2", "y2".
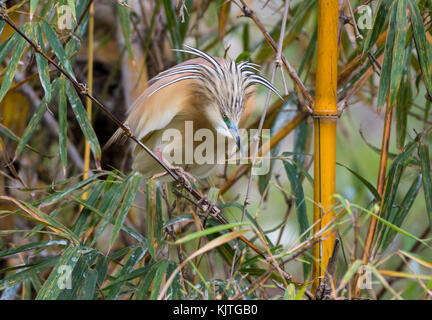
[
  {"x1": 312, "y1": 0, "x2": 339, "y2": 292},
  {"x1": 83, "y1": 3, "x2": 94, "y2": 182}
]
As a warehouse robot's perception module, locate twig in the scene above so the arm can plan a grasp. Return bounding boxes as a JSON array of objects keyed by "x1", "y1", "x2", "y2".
[
  {"x1": 234, "y1": 0, "x2": 314, "y2": 108},
  {"x1": 0, "y1": 8, "x2": 304, "y2": 291}
]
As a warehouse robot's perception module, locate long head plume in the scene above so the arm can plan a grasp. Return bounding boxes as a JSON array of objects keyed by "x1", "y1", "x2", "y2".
[{"x1": 149, "y1": 45, "x2": 281, "y2": 123}]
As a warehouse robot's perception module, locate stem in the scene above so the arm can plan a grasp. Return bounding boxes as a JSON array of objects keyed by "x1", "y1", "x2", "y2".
[
  {"x1": 0, "y1": 9, "x2": 305, "y2": 291},
  {"x1": 312, "y1": 0, "x2": 339, "y2": 294},
  {"x1": 83, "y1": 2, "x2": 94, "y2": 181}
]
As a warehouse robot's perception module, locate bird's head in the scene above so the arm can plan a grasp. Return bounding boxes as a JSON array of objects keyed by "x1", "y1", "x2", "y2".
[{"x1": 150, "y1": 45, "x2": 281, "y2": 153}]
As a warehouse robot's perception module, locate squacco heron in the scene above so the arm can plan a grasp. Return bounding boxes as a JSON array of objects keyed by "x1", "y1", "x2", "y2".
[{"x1": 108, "y1": 46, "x2": 279, "y2": 181}]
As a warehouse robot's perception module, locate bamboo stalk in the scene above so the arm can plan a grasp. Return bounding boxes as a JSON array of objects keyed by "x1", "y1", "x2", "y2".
[
  {"x1": 83, "y1": 2, "x2": 94, "y2": 182},
  {"x1": 312, "y1": 0, "x2": 339, "y2": 293}
]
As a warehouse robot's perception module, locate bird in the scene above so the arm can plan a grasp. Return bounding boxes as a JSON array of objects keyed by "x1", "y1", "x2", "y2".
[{"x1": 107, "y1": 45, "x2": 280, "y2": 181}]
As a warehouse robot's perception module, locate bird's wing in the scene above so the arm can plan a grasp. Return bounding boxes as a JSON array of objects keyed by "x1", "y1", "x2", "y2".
[{"x1": 104, "y1": 60, "x2": 207, "y2": 150}]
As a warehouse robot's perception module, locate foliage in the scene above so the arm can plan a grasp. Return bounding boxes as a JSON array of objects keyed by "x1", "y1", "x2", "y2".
[{"x1": 0, "y1": 0, "x2": 431, "y2": 300}]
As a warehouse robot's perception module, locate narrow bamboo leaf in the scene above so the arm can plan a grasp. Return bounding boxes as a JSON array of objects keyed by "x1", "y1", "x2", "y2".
[
  {"x1": 377, "y1": 4, "x2": 397, "y2": 109},
  {"x1": 283, "y1": 161, "x2": 309, "y2": 241},
  {"x1": 146, "y1": 180, "x2": 156, "y2": 257},
  {"x1": 40, "y1": 20, "x2": 76, "y2": 80},
  {"x1": 389, "y1": 0, "x2": 408, "y2": 107},
  {"x1": 408, "y1": 0, "x2": 432, "y2": 97},
  {"x1": 379, "y1": 141, "x2": 418, "y2": 235},
  {"x1": 0, "y1": 257, "x2": 59, "y2": 290},
  {"x1": 36, "y1": 246, "x2": 82, "y2": 299},
  {"x1": 339, "y1": 260, "x2": 364, "y2": 288},
  {"x1": 116, "y1": 0, "x2": 133, "y2": 58},
  {"x1": 40, "y1": 172, "x2": 104, "y2": 205},
  {"x1": 362, "y1": 0, "x2": 394, "y2": 53},
  {"x1": 0, "y1": 36, "x2": 26, "y2": 103},
  {"x1": 298, "y1": 27, "x2": 317, "y2": 79},
  {"x1": 67, "y1": 0, "x2": 77, "y2": 20},
  {"x1": 178, "y1": 0, "x2": 192, "y2": 41},
  {"x1": 34, "y1": 23, "x2": 52, "y2": 107},
  {"x1": 396, "y1": 78, "x2": 412, "y2": 149},
  {"x1": 162, "y1": 0, "x2": 184, "y2": 62},
  {"x1": 30, "y1": 0, "x2": 39, "y2": 19},
  {"x1": 80, "y1": 269, "x2": 98, "y2": 300},
  {"x1": 337, "y1": 162, "x2": 381, "y2": 201},
  {"x1": 0, "y1": 20, "x2": 4, "y2": 34},
  {"x1": 110, "y1": 173, "x2": 142, "y2": 247},
  {"x1": 175, "y1": 222, "x2": 248, "y2": 244},
  {"x1": 16, "y1": 97, "x2": 48, "y2": 157},
  {"x1": 89, "y1": 179, "x2": 126, "y2": 246},
  {"x1": 352, "y1": 203, "x2": 429, "y2": 247},
  {"x1": 166, "y1": 261, "x2": 183, "y2": 300},
  {"x1": 0, "y1": 32, "x2": 18, "y2": 65},
  {"x1": 19, "y1": 200, "x2": 77, "y2": 241},
  {"x1": 0, "y1": 240, "x2": 67, "y2": 258},
  {"x1": 380, "y1": 174, "x2": 422, "y2": 250},
  {"x1": 149, "y1": 260, "x2": 170, "y2": 300},
  {"x1": 419, "y1": 144, "x2": 432, "y2": 228},
  {"x1": 105, "y1": 246, "x2": 146, "y2": 299},
  {"x1": 72, "y1": 195, "x2": 147, "y2": 245},
  {"x1": 103, "y1": 265, "x2": 153, "y2": 290},
  {"x1": 57, "y1": 250, "x2": 99, "y2": 300},
  {"x1": 135, "y1": 261, "x2": 159, "y2": 300},
  {"x1": 57, "y1": 76, "x2": 68, "y2": 170},
  {"x1": 0, "y1": 123, "x2": 52, "y2": 157},
  {"x1": 66, "y1": 81, "x2": 101, "y2": 163}
]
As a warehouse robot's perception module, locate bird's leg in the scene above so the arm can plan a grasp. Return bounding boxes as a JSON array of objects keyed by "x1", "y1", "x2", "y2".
[{"x1": 151, "y1": 150, "x2": 197, "y2": 188}]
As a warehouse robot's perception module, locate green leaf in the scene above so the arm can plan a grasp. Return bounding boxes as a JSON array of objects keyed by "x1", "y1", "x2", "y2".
[
  {"x1": 337, "y1": 162, "x2": 381, "y2": 201},
  {"x1": 175, "y1": 222, "x2": 248, "y2": 244},
  {"x1": 0, "y1": 123, "x2": 52, "y2": 157},
  {"x1": 0, "y1": 33, "x2": 18, "y2": 65},
  {"x1": 57, "y1": 76, "x2": 68, "y2": 170},
  {"x1": 377, "y1": 3, "x2": 397, "y2": 109},
  {"x1": 39, "y1": 172, "x2": 104, "y2": 205},
  {"x1": 34, "y1": 23, "x2": 52, "y2": 106},
  {"x1": 149, "y1": 259, "x2": 170, "y2": 300},
  {"x1": 0, "y1": 240, "x2": 67, "y2": 258},
  {"x1": 408, "y1": 0, "x2": 432, "y2": 97},
  {"x1": 66, "y1": 81, "x2": 101, "y2": 163},
  {"x1": 36, "y1": 246, "x2": 82, "y2": 299},
  {"x1": 105, "y1": 246, "x2": 146, "y2": 299},
  {"x1": 283, "y1": 160, "x2": 309, "y2": 240},
  {"x1": 146, "y1": 180, "x2": 163, "y2": 257},
  {"x1": 380, "y1": 174, "x2": 422, "y2": 250},
  {"x1": 419, "y1": 144, "x2": 432, "y2": 229},
  {"x1": 71, "y1": 182, "x2": 105, "y2": 236},
  {"x1": 89, "y1": 178, "x2": 126, "y2": 246},
  {"x1": 0, "y1": 35, "x2": 26, "y2": 103},
  {"x1": 388, "y1": 0, "x2": 408, "y2": 107},
  {"x1": 40, "y1": 20, "x2": 76, "y2": 80},
  {"x1": 396, "y1": 74, "x2": 412, "y2": 149},
  {"x1": 57, "y1": 250, "x2": 99, "y2": 300},
  {"x1": 16, "y1": 97, "x2": 48, "y2": 157},
  {"x1": 362, "y1": 0, "x2": 393, "y2": 53},
  {"x1": 116, "y1": 0, "x2": 133, "y2": 59},
  {"x1": 162, "y1": 0, "x2": 184, "y2": 62},
  {"x1": 30, "y1": 0, "x2": 39, "y2": 19},
  {"x1": 135, "y1": 261, "x2": 160, "y2": 300},
  {"x1": 376, "y1": 141, "x2": 418, "y2": 246},
  {"x1": 110, "y1": 173, "x2": 142, "y2": 247},
  {"x1": 0, "y1": 257, "x2": 59, "y2": 290}
]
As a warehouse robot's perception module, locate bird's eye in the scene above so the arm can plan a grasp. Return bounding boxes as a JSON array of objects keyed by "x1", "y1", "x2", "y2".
[{"x1": 222, "y1": 112, "x2": 227, "y2": 120}]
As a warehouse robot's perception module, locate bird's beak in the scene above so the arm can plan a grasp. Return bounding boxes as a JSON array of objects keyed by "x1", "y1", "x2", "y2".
[{"x1": 228, "y1": 124, "x2": 244, "y2": 157}]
